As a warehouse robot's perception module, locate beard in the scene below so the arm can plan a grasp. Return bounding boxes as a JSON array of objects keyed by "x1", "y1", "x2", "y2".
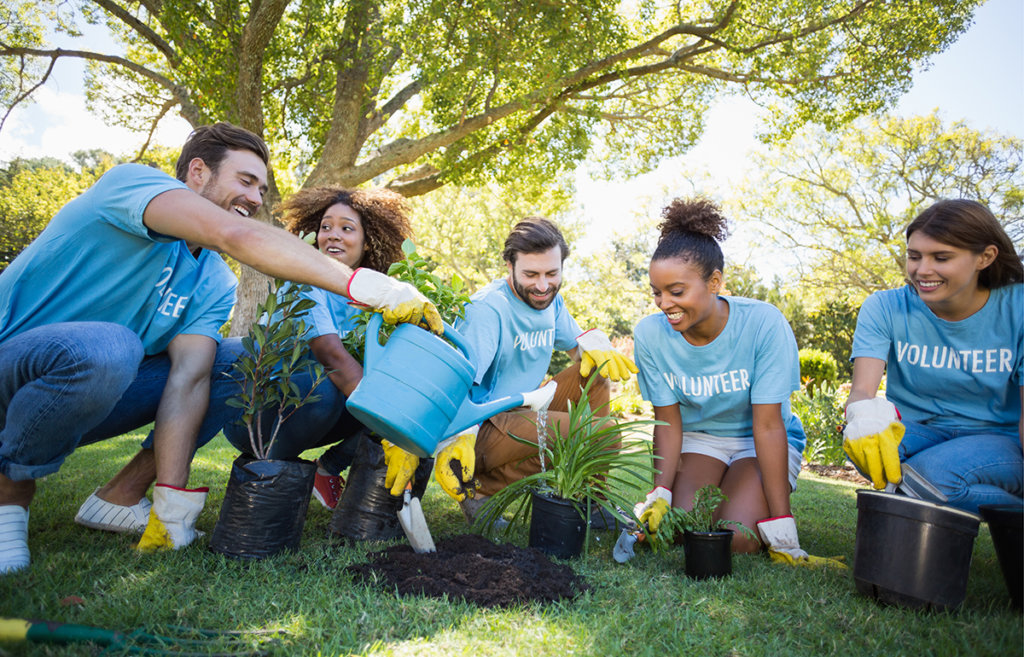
[{"x1": 511, "y1": 276, "x2": 560, "y2": 310}]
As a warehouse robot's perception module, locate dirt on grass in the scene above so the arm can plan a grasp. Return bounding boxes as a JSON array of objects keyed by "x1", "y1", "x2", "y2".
[
  {"x1": 346, "y1": 533, "x2": 589, "y2": 608},
  {"x1": 804, "y1": 462, "x2": 869, "y2": 484}
]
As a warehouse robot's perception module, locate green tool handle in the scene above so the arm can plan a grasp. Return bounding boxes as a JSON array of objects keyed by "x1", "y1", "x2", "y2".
[{"x1": 1, "y1": 617, "x2": 122, "y2": 645}]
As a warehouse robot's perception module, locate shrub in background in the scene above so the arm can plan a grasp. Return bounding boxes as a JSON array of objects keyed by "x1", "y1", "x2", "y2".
[{"x1": 799, "y1": 348, "x2": 839, "y2": 399}]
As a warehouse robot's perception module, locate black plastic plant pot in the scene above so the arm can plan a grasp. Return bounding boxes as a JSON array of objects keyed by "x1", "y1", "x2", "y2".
[
  {"x1": 329, "y1": 434, "x2": 432, "y2": 542},
  {"x1": 209, "y1": 455, "x2": 316, "y2": 560},
  {"x1": 683, "y1": 530, "x2": 733, "y2": 579},
  {"x1": 854, "y1": 489, "x2": 980, "y2": 612},
  {"x1": 529, "y1": 491, "x2": 586, "y2": 559},
  {"x1": 978, "y1": 504, "x2": 1023, "y2": 610}
]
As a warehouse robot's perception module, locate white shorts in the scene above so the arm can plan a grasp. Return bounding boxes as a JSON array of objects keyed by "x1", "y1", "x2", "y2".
[{"x1": 681, "y1": 432, "x2": 802, "y2": 491}]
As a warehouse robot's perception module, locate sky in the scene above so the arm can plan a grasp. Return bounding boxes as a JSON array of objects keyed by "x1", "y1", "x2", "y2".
[{"x1": 1, "y1": 0, "x2": 1021, "y2": 267}]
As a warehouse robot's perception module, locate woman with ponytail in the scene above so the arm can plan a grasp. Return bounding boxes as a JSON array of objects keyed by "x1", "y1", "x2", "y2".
[{"x1": 631, "y1": 198, "x2": 841, "y2": 567}]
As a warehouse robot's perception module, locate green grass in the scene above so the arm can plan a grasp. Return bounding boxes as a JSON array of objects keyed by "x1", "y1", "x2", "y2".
[{"x1": 1, "y1": 433, "x2": 1020, "y2": 656}]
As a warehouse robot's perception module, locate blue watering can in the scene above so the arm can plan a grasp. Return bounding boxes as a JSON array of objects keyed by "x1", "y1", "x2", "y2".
[{"x1": 346, "y1": 312, "x2": 557, "y2": 457}]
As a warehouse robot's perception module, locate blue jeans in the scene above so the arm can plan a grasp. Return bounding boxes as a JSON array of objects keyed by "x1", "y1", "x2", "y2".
[
  {"x1": 222, "y1": 368, "x2": 363, "y2": 476},
  {"x1": 901, "y1": 421, "x2": 1024, "y2": 513},
  {"x1": 81, "y1": 337, "x2": 247, "y2": 452},
  {"x1": 0, "y1": 322, "x2": 246, "y2": 481}
]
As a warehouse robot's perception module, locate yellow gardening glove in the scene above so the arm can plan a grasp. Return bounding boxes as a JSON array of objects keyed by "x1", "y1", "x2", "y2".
[
  {"x1": 382, "y1": 439, "x2": 420, "y2": 496},
  {"x1": 136, "y1": 485, "x2": 207, "y2": 552},
  {"x1": 756, "y1": 516, "x2": 847, "y2": 570},
  {"x1": 633, "y1": 486, "x2": 672, "y2": 533},
  {"x1": 434, "y1": 428, "x2": 479, "y2": 502},
  {"x1": 843, "y1": 398, "x2": 905, "y2": 489},
  {"x1": 576, "y1": 329, "x2": 638, "y2": 382},
  {"x1": 347, "y1": 268, "x2": 443, "y2": 335}
]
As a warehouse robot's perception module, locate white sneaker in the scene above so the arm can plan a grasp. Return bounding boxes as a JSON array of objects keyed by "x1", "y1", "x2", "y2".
[
  {"x1": 0, "y1": 505, "x2": 30, "y2": 574},
  {"x1": 75, "y1": 489, "x2": 151, "y2": 534}
]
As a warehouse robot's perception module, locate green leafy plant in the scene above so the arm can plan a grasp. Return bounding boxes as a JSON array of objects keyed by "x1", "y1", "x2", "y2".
[
  {"x1": 225, "y1": 279, "x2": 330, "y2": 459},
  {"x1": 342, "y1": 239, "x2": 472, "y2": 362},
  {"x1": 648, "y1": 485, "x2": 757, "y2": 552},
  {"x1": 792, "y1": 384, "x2": 847, "y2": 466},
  {"x1": 475, "y1": 375, "x2": 662, "y2": 554},
  {"x1": 799, "y1": 347, "x2": 840, "y2": 399}
]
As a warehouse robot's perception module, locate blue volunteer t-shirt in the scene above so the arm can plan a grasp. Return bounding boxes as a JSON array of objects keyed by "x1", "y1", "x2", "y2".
[
  {"x1": 0, "y1": 163, "x2": 237, "y2": 354},
  {"x1": 286, "y1": 284, "x2": 362, "y2": 339},
  {"x1": 456, "y1": 278, "x2": 582, "y2": 403},
  {"x1": 851, "y1": 284, "x2": 1023, "y2": 432},
  {"x1": 634, "y1": 296, "x2": 806, "y2": 452}
]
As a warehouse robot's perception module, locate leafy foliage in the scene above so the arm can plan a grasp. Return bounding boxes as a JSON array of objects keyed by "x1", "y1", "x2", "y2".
[
  {"x1": 792, "y1": 384, "x2": 847, "y2": 467},
  {"x1": 225, "y1": 279, "x2": 329, "y2": 459},
  {"x1": 799, "y1": 348, "x2": 839, "y2": 398},
  {"x1": 341, "y1": 239, "x2": 472, "y2": 363},
  {"x1": 740, "y1": 112, "x2": 1024, "y2": 300},
  {"x1": 475, "y1": 376, "x2": 662, "y2": 554},
  {"x1": 649, "y1": 485, "x2": 757, "y2": 552}
]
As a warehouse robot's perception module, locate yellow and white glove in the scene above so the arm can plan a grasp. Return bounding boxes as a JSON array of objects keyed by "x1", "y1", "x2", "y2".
[
  {"x1": 843, "y1": 398, "x2": 905, "y2": 489},
  {"x1": 434, "y1": 426, "x2": 479, "y2": 502},
  {"x1": 633, "y1": 486, "x2": 672, "y2": 534},
  {"x1": 576, "y1": 329, "x2": 638, "y2": 382},
  {"x1": 136, "y1": 484, "x2": 207, "y2": 551},
  {"x1": 347, "y1": 268, "x2": 443, "y2": 335},
  {"x1": 756, "y1": 515, "x2": 847, "y2": 569},
  {"x1": 382, "y1": 439, "x2": 420, "y2": 497}
]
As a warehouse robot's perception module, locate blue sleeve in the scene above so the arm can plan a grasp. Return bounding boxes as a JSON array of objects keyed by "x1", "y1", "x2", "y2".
[
  {"x1": 456, "y1": 300, "x2": 501, "y2": 385},
  {"x1": 634, "y1": 319, "x2": 677, "y2": 407},
  {"x1": 553, "y1": 298, "x2": 582, "y2": 352},
  {"x1": 176, "y1": 259, "x2": 237, "y2": 342},
  {"x1": 94, "y1": 164, "x2": 187, "y2": 241},
  {"x1": 749, "y1": 309, "x2": 800, "y2": 405},
  {"x1": 851, "y1": 293, "x2": 891, "y2": 362}
]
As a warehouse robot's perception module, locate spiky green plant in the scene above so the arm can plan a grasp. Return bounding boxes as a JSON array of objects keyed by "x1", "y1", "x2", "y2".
[{"x1": 648, "y1": 484, "x2": 758, "y2": 552}]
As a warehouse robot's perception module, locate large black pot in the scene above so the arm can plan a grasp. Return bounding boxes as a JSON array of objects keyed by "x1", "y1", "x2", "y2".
[
  {"x1": 683, "y1": 530, "x2": 733, "y2": 579},
  {"x1": 854, "y1": 490, "x2": 980, "y2": 612},
  {"x1": 209, "y1": 455, "x2": 316, "y2": 560},
  {"x1": 329, "y1": 434, "x2": 432, "y2": 542},
  {"x1": 978, "y1": 504, "x2": 1023, "y2": 610},
  {"x1": 529, "y1": 491, "x2": 586, "y2": 559}
]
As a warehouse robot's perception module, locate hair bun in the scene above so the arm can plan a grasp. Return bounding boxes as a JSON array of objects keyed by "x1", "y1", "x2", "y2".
[{"x1": 658, "y1": 197, "x2": 729, "y2": 243}]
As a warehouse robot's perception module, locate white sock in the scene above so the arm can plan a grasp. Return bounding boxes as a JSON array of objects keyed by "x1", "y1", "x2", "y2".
[{"x1": 0, "y1": 505, "x2": 30, "y2": 574}]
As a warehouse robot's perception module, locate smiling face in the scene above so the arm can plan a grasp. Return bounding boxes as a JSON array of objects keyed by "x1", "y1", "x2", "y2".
[
  {"x1": 906, "y1": 231, "x2": 996, "y2": 320},
  {"x1": 649, "y1": 257, "x2": 725, "y2": 342},
  {"x1": 316, "y1": 202, "x2": 365, "y2": 268},
  {"x1": 507, "y1": 246, "x2": 563, "y2": 310},
  {"x1": 192, "y1": 148, "x2": 268, "y2": 217}
]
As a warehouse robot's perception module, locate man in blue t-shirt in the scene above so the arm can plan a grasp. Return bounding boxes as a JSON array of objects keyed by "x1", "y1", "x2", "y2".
[
  {"x1": 0, "y1": 123, "x2": 443, "y2": 574},
  {"x1": 383, "y1": 217, "x2": 638, "y2": 523}
]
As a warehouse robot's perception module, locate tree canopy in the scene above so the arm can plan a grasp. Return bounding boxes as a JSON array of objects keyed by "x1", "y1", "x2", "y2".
[
  {"x1": 3, "y1": 1, "x2": 980, "y2": 198},
  {"x1": 738, "y1": 111, "x2": 1024, "y2": 301}
]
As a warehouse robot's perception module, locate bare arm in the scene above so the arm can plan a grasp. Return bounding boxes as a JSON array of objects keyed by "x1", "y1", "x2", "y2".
[
  {"x1": 309, "y1": 334, "x2": 363, "y2": 397},
  {"x1": 651, "y1": 404, "x2": 682, "y2": 491},
  {"x1": 847, "y1": 357, "x2": 887, "y2": 407},
  {"x1": 144, "y1": 189, "x2": 357, "y2": 298},
  {"x1": 152, "y1": 334, "x2": 218, "y2": 488},
  {"x1": 751, "y1": 402, "x2": 791, "y2": 518}
]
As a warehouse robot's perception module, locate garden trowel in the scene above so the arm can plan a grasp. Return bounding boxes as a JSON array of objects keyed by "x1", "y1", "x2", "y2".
[
  {"x1": 398, "y1": 482, "x2": 436, "y2": 553},
  {"x1": 883, "y1": 463, "x2": 948, "y2": 504},
  {"x1": 612, "y1": 526, "x2": 646, "y2": 563}
]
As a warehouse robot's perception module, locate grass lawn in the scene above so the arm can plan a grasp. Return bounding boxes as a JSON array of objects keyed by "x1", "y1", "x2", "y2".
[{"x1": 1, "y1": 431, "x2": 1020, "y2": 656}]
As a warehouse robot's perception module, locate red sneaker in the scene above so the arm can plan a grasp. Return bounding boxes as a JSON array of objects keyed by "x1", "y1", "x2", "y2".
[{"x1": 312, "y1": 470, "x2": 344, "y2": 510}]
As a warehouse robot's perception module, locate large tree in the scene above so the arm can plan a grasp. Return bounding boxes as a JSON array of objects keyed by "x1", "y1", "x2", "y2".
[
  {"x1": 737, "y1": 111, "x2": 1024, "y2": 301},
  {"x1": 1, "y1": 0, "x2": 981, "y2": 328}
]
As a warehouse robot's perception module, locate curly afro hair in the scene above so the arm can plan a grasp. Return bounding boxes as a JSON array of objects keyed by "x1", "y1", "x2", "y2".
[
  {"x1": 652, "y1": 197, "x2": 730, "y2": 279},
  {"x1": 278, "y1": 186, "x2": 413, "y2": 273}
]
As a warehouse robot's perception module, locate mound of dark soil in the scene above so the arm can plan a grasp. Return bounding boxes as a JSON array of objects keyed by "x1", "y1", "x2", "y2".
[{"x1": 346, "y1": 533, "x2": 589, "y2": 607}]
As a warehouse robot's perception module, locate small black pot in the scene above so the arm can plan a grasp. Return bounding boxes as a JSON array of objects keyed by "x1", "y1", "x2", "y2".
[
  {"x1": 978, "y1": 504, "x2": 1023, "y2": 610},
  {"x1": 529, "y1": 491, "x2": 586, "y2": 559},
  {"x1": 683, "y1": 529, "x2": 733, "y2": 579},
  {"x1": 209, "y1": 455, "x2": 316, "y2": 560}
]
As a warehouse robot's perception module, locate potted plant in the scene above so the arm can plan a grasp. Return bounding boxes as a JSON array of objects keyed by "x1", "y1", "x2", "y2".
[
  {"x1": 649, "y1": 485, "x2": 756, "y2": 579},
  {"x1": 475, "y1": 375, "x2": 661, "y2": 558},
  {"x1": 209, "y1": 280, "x2": 331, "y2": 559}
]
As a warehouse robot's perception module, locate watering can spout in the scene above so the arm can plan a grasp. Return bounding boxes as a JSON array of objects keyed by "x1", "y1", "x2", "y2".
[{"x1": 444, "y1": 380, "x2": 558, "y2": 441}]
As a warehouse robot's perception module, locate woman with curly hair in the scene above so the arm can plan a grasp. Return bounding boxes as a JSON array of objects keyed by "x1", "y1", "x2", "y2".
[
  {"x1": 224, "y1": 186, "x2": 412, "y2": 509},
  {"x1": 630, "y1": 198, "x2": 842, "y2": 567}
]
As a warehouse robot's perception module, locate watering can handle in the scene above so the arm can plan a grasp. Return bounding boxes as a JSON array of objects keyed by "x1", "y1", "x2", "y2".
[{"x1": 363, "y1": 312, "x2": 472, "y2": 368}]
